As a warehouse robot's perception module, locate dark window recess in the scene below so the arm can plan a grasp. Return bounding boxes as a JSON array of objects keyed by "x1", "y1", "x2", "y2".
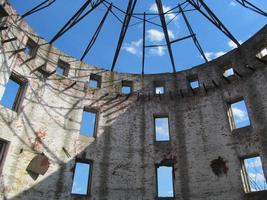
[
  {"x1": 0, "y1": 73, "x2": 27, "y2": 112},
  {"x1": 121, "y1": 80, "x2": 133, "y2": 94},
  {"x1": 228, "y1": 99, "x2": 250, "y2": 130},
  {"x1": 154, "y1": 81, "x2": 165, "y2": 94},
  {"x1": 56, "y1": 60, "x2": 70, "y2": 76},
  {"x1": 71, "y1": 160, "x2": 92, "y2": 196},
  {"x1": 223, "y1": 67, "x2": 235, "y2": 78},
  {"x1": 156, "y1": 165, "x2": 175, "y2": 198},
  {"x1": 241, "y1": 155, "x2": 267, "y2": 193},
  {"x1": 89, "y1": 74, "x2": 101, "y2": 89},
  {"x1": 80, "y1": 109, "x2": 97, "y2": 137},
  {"x1": 0, "y1": 138, "x2": 9, "y2": 174},
  {"x1": 154, "y1": 116, "x2": 170, "y2": 141},
  {"x1": 0, "y1": 5, "x2": 8, "y2": 18},
  {"x1": 24, "y1": 38, "x2": 38, "y2": 57}
]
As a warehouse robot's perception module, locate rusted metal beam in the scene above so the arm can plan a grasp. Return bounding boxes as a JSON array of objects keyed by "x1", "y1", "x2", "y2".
[
  {"x1": 80, "y1": 3, "x2": 112, "y2": 61},
  {"x1": 235, "y1": 0, "x2": 267, "y2": 17},
  {"x1": 155, "y1": 0, "x2": 176, "y2": 73},
  {"x1": 179, "y1": 4, "x2": 208, "y2": 62},
  {"x1": 20, "y1": 0, "x2": 56, "y2": 19},
  {"x1": 187, "y1": 0, "x2": 240, "y2": 48},
  {"x1": 111, "y1": 0, "x2": 137, "y2": 71},
  {"x1": 50, "y1": 0, "x2": 103, "y2": 44}
]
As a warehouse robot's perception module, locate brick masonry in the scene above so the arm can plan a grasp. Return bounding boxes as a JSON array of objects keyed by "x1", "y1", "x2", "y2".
[{"x1": 0, "y1": 2, "x2": 267, "y2": 200}]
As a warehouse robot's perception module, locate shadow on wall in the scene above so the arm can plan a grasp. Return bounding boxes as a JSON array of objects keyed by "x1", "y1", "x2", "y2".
[{"x1": 0, "y1": 47, "x2": 148, "y2": 200}]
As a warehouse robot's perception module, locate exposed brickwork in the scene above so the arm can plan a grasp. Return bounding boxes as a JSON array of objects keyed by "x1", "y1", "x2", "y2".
[{"x1": 0, "y1": 2, "x2": 266, "y2": 200}]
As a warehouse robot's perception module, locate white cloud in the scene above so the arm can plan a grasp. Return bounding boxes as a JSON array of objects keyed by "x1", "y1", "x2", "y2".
[
  {"x1": 123, "y1": 39, "x2": 142, "y2": 55},
  {"x1": 203, "y1": 51, "x2": 226, "y2": 61},
  {"x1": 155, "y1": 119, "x2": 169, "y2": 137},
  {"x1": 214, "y1": 51, "x2": 226, "y2": 58},
  {"x1": 123, "y1": 29, "x2": 175, "y2": 57},
  {"x1": 149, "y1": 46, "x2": 166, "y2": 56},
  {"x1": 149, "y1": 3, "x2": 177, "y2": 21},
  {"x1": 147, "y1": 29, "x2": 164, "y2": 42},
  {"x1": 232, "y1": 107, "x2": 247, "y2": 122},
  {"x1": 229, "y1": 1, "x2": 237, "y2": 7},
  {"x1": 228, "y1": 40, "x2": 243, "y2": 49},
  {"x1": 146, "y1": 29, "x2": 175, "y2": 43}
]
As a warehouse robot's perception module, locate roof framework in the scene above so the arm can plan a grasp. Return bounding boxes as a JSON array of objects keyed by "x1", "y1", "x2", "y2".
[{"x1": 17, "y1": 0, "x2": 267, "y2": 74}]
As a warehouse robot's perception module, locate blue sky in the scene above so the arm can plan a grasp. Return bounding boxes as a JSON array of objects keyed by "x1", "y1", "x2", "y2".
[
  {"x1": 71, "y1": 162, "x2": 90, "y2": 195},
  {"x1": 9, "y1": 0, "x2": 267, "y2": 74},
  {"x1": 0, "y1": 78, "x2": 20, "y2": 109},
  {"x1": 244, "y1": 156, "x2": 267, "y2": 192},
  {"x1": 155, "y1": 117, "x2": 170, "y2": 141},
  {"x1": 231, "y1": 100, "x2": 250, "y2": 129},
  {"x1": 80, "y1": 111, "x2": 96, "y2": 137},
  {"x1": 157, "y1": 166, "x2": 174, "y2": 197}
]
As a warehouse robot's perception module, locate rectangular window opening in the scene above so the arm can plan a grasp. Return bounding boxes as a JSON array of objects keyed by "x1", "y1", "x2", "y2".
[
  {"x1": 156, "y1": 165, "x2": 174, "y2": 198},
  {"x1": 89, "y1": 74, "x2": 101, "y2": 89},
  {"x1": 228, "y1": 99, "x2": 250, "y2": 130},
  {"x1": 241, "y1": 155, "x2": 267, "y2": 193},
  {"x1": 71, "y1": 160, "x2": 92, "y2": 196},
  {"x1": 80, "y1": 109, "x2": 97, "y2": 137},
  {"x1": 154, "y1": 116, "x2": 170, "y2": 142},
  {"x1": 24, "y1": 38, "x2": 38, "y2": 57},
  {"x1": 56, "y1": 60, "x2": 70, "y2": 76},
  {"x1": 223, "y1": 67, "x2": 235, "y2": 78},
  {"x1": 0, "y1": 73, "x2": 27, "y2": 112},
  {"x1": 121, "y1": 80, "x2": 133, "y2": 94},
  {"x1": 0, "y1": 138, "x2": 9, "y2": 174}
]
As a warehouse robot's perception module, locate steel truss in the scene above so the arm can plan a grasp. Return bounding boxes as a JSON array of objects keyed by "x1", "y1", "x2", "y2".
[{"x1": 16, "y1": 0, "x2": 267, "y2": 74}]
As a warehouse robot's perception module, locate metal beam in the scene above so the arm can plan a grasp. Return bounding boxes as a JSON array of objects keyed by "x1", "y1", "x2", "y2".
[
  {"x1": 155, "y1": 0, "x2": 176, "y2": 73},
  {"x1": 235, "y1": 0, "x2": 267, "y2": 17},
  {"x1": 111, "y1": 0, "x2": 137, "y2": 71},
  {"x1": 142, "y1": 12, "x2": 146, "y2": 75},
  {"x1": 170, "y1": 34, "x2": 194, "y2": 44},
  {"x1": 179, "y1": 4, "x2": 208, "y2": 62},
  {"x1": 20, "y1": 0, "x2": 56, "y2": 19},
  {"x1": 80, "y1": 3, "x2": 112, "y2": 61},
  {"x1": 187, "y1": 0, "x2": 240, "y2": 47},
  {"x1": 50, "y1": 0, "x2": 103, "y2": 44}
]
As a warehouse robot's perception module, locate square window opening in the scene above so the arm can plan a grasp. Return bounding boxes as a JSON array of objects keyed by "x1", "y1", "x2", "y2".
[
  {"x1": 80, "y1": 109, "x2": 97, "y2": 137},
  {"x1": 228, "y1": 99, "x2": 250, "y2": 130},
  {"x1": 71, "y1": 160, "x2": 92, "y2": 196},
  {"x1": 0, "y1": 138, "x2": 9, "y2": 174},
  {"x1": 24, "y1": 38, "x2": 38, "y2": 57},
  {"x1": 89, "y1": 74, "x2": 101, "y2": 89},
  {"x1": 241, "y1": 155, "x2": 267, "y2": 193},
  {"x1": 256, "y1": 47, "x2": 267, "y2": 59},
  {"x1": 154, "y1": 81, "x2": 165, "y2": 94},
  {"x1": 0, "y1": 73, "x2": 27, "y2": 112},
  {"x1": 155, "y1": 86, "x2": 165, "y2": 94},
  {"x1": 56, "y1": 60, "x2": 69, "y2": 76},
  {"x1": 154, "y1": 116, "x2": 170, "y2": 142},
  {"x1": 223, "y1": 68, "x2": 235, "y2": 78},
  {"x1": 156, "y1": 165, "x2": 175, "y2": 198},
  {"x1": 189, "y1": 79, "x2": 199, "y2": 89},
  {"x1": 121, "y1": 81, "x2": 133, "y2": 94}
]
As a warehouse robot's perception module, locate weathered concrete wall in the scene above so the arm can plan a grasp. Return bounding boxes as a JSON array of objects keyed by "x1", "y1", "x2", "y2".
[{"x1": 0, "y1": 2, "x2": 267, "y2": 200}]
